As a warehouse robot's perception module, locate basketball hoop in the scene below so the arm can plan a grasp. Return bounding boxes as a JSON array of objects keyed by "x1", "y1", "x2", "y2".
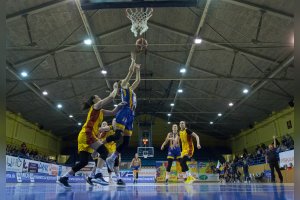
[
  {"x1": 126, "y1": 8, "x2": 153, "y2": 37},
  {"x1": 143, "y1": 154, "x2": 148, "y2": 159}
]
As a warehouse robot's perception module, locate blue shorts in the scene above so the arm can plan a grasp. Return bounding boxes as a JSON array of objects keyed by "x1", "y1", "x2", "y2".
[
  {"x1": 167, "y1": 147, "x2": 181, "y2": 160},
  {"x1": 132, "y1": 166, "x2": 139, "y2": 171},
  {"x1": 115, "y1": 106, "x2": 134, "y2": 136}
]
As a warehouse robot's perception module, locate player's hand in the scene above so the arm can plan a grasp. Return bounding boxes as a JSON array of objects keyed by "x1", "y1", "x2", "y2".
[
  {"x1": 118, "y1": 101, "x2": 127, "y2": 107},
  {"x1": 197, "y1": 144, "x2": 201, "y2": 149},
  {"x1": 99, "y1": 126, "x2": 110, "y2": 132},
  {"x1": 113, "y1": 82, "x2": 118, "y2": 90}
]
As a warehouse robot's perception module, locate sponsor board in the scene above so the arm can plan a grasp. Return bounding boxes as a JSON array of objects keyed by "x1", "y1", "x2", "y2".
[
  {"x1": 6, "y1": 171, "x2": 85, "y2": 183},
  {"x1": 279, "y1": 150, "x2": 294, "y2": 167}
]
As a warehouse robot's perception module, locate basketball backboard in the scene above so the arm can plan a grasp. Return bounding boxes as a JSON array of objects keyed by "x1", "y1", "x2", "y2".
[{"x1": 81, "y1": 0, "x2": 199, "y2": 10}]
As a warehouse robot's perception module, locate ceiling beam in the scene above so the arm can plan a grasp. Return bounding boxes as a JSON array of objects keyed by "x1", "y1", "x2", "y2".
[
  {"x1": 169, "y1": 0, "x2": 212, "y2": 121},
  {"x1": 149, "y1": 52, "x2": 290, "y2": 98},
  {"x1": 6, "y1": 61, "x2": 77, "y2": 124},
  {"x1": 6, "y1": 55, "x2": 129, "y2": 99},
  {"x1": 217, "y1": 55, "x2": 294, "y2": 122},
  {"x1": 11, "y1": 24, "x2": 130, "y2": 67},
  {"x1": 6, "y1": 76, "x2": 292, "y2": 82},
  {"x1": 220, "y1": 0, "x2": 293, "y2": 20},
  {"x1": 148, "y1": 21, "x2": 281, "y2": 65},
  {"x1": 6, "y1": 0, "x2": 72, "y2": 23}
]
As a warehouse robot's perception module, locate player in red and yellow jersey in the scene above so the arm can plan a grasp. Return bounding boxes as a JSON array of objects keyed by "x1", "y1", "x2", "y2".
[
  {"x1": 57, "y1": 83, "x2": 126, "y2": 189},
  {"x1": 179, "y1": 121, "x2": 201, "y2": 184}
]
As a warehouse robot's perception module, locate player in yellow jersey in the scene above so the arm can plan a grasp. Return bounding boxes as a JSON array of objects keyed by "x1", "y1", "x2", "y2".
[
  {"x1": 97, "y1": 52, "x2": 141, "y2": 171},
  {"x1": 179, "y1": 121, "x2": 201, "y2": 184},
  {"x1": 57, "y1": 83, "x2": 126, "y2": 189},
  {"x1": 161, "y1": 124, "x2": 181, "y2": 184},
  {"x1": 86, "y1": 119, "x2": 125, "y2": 186},
  {"x1": 130, "y1": 153, "x2": 142, "y2": 184}
]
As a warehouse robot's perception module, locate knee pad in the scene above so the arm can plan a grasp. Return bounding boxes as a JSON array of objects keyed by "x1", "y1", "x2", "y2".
[
  {"x1": 116, "y1": 136, "x2": 130, "y2": 153},
  {"x1": 123, "y1": 136, "x2": 130, "y2": 146},
  {"x1": 96, "y1": 145, "x2": 108, "y2": 160},
  {"x1": 106, "y1": 130, "x2": 122, "y2": 143}
]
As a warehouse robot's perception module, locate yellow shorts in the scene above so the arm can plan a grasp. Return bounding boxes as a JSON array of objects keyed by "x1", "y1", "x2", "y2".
[
  {"x1": 78, "y1": 131, "x2": 98, "y2": 153},
  {"x1": 181, "y1": 148, "x2": 194, "y2": 158},
  {"x1": 105, "y1": 143, "x2": 116, "y2": 154}
]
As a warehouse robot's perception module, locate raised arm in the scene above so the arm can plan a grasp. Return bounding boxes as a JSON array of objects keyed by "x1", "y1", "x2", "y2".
[
  {"x1": 161, "y1": 133, "x2": 170, "y2": 150},
  {"x1": 130, "y1": 64, "x2": 141, "y2": 91},
  {"x1": 121, "y1": 52, "x2": 136, "y2": 88},
  {"x1": 101, "y1": 102, "x2": 127, "y2": 116},
  {"x1": 273, "y1": 136, "x2": 277, "y2": 148},
  {"x1": 93, "y1": 82, "x2": 118, "y2": 110}
]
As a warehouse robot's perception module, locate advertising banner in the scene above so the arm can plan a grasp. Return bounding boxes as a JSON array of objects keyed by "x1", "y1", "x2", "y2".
[
  {"x1": 155, "y1": 161, "x2": 167, "y2": 182},
  {"x1": 198, "y1": 162, "x2": 219, "y2": 182},
  {"x1": 279, "y1": 150, "x2": 294, "y2": 167},
  {"x1": 6, "y1": 156, "x2": 23, "y2": 173}
]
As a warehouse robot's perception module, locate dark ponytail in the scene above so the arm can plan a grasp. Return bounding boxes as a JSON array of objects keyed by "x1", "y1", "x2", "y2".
[{"x1": 82, "y1": 95, "x2": 96, "y2": 110}]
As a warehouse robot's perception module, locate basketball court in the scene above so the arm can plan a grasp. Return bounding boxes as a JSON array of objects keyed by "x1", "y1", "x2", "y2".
[
  {"x1": 5, "y1": 183, "x2": 294, "y2": 200},
  {"x1": 4, "y1": 0, "x2": 295, "y2": 199}
]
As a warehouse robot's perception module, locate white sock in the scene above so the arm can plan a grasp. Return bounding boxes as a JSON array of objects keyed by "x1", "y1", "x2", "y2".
[
  {"x1": 63, "y1": 170, "x2": 73, "y2": 178},
  {"x1": 166, "y1": 172, "x2": 170, "y2": 180},
  {"x1": 89, "y1": 170, "x2": 95, "y2": 178},
  {"x1": 95, "y1": 168, "x2": 102, "y2": 174},
  {"x1": 186, "y1": 171, "x2": 191, "y2": 177},
  {"x1": 114, "y1": 168, "x2": 120, "y2": 179},
  {"x1": 111, "y1": 152, "x2": 118, "y2": 160}
]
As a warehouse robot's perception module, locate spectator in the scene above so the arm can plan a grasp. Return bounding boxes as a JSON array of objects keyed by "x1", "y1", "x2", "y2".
[
  {"x1": 20, "y1": 143, "x2": 30, "y2": 158},
  {"x1": 242, "y1": 158, "x2": 250, "y2": 183},
  {"x1": 286, "y1": 134, "x2": 294, "y2": 149},
  {"x1": 265, "y1": 136, "x2": 283, "y2": 183},
  {"x1": 243, "y1": 148, "x2": 248, "y2": 158}
]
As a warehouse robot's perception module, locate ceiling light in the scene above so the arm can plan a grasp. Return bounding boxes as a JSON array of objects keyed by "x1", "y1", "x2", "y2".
[
  {"x1": 229, "y1": 102, "x2": 234, "y2": 107},
  {"x1": 69, "y1": 115, "x2": 73, "y2": 118},
  {"x1": 167, "y1": 113, "x2": 171, "y2": 116},
  {"x1": 170, "y1": 103, "x2": 175, "y2": 107},
  {"x1": 218, "y1": 113, "x2": 222, "y2": 117},
  {"x1": 178, "y1": 89, "x2": 183, "y2": 93},
  {"x1": 194, "y1": 38, "x2": 202, "y2": 44},
  {"x1": 78, "y1": 122, "x2": 82, "y2": 126},
  {"x1": 210, "y1": 121, "x2": 213, "y2": 125},
  {"x1": 21, "y1": 71, "x2": 28, "y2": 77},
  {"x1": 42, "y1": 91, "x2": 48, "y2": 96},
  {"x1": 101, "y1": 70, "x2": 107, "y2": 75},
  {"x1": 114, "y1": 104, "x2": 118, "y2": 107},
  {"x1": 243, "y1": 89, "x2": 249, "y2": 94},
  {"x1": 180, "y1": 68, "x2": 186, "y2": 73},
  {"x1": 57, "y1": 104, "x2": 62, "y2": 109},
  {"x1": 84, "y1": 39, "x2": 92, "y2": 45},
  {"x1": 168, "y1": 122, "x2": 171, "y2": 124}
]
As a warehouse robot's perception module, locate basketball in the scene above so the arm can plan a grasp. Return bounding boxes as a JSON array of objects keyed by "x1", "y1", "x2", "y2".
[{"x1": 136, "y1": 38, "x2": 148, "y2": 51}]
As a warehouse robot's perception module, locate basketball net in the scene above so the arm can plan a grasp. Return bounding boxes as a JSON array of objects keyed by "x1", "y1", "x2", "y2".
[{"x1": 126, "y1": 8, "x2": 153, "y2": 37}]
